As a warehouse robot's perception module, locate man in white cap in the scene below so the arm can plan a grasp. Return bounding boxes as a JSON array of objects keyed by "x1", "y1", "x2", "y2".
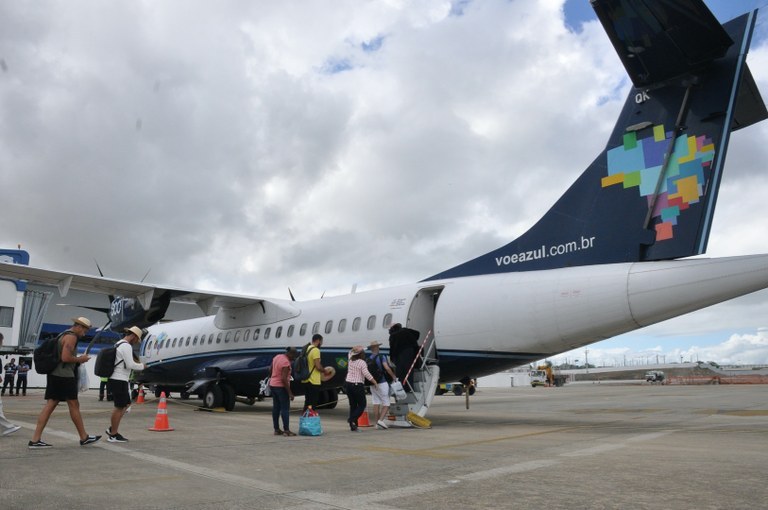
[
  {"x1": 368, "y1": 341, "x2": 397, "y2": 429},
  {"x1": 29, "y1": 317, "x2": 101, "y2": 449},
  {"x1": 106, "y1": 326, "x2": 146, "y2": 442}
]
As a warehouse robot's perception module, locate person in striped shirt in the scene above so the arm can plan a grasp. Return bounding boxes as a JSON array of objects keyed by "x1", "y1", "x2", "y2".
[{"x1": 345, "y1": 346, "x2": 378, "y2": 431}]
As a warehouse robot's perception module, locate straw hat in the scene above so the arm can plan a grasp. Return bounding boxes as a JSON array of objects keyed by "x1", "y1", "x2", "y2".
[
  {"x1": 125, "y1": 326, "x2": 144, "y2": 340},
  {"x1": 72, "y1": 317, "x2": 92, "y2": 328}
]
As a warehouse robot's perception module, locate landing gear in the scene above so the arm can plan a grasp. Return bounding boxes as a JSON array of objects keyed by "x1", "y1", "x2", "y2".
[
  {"x1": 222, "y1": 384, "x2": 236, "y2": 411},
  {"x1": 203, "y1": 384, "x2": 224, "y2": 408},
  {"x1": 453, "y1": 385, "x2": 464, "y2": 396},
  {"x1": 317, "y1": 388, "x2": 338, "y2": 410},
  {"x1": 202, "y1": 382, "x2": 236, "y2": 410}
]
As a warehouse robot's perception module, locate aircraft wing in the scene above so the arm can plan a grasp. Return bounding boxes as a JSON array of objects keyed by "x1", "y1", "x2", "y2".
[{"x1": 0, "y1": 261, "x2": 262, "y2": 314}]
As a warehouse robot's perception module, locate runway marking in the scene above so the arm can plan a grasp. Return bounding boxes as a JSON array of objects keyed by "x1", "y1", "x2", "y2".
[
  {"x1": 12, "y1": 419, "x2": 678, "y2": 510},
  {"x1": 318, "y1": 431, "x2": 677, "y2": 509}
]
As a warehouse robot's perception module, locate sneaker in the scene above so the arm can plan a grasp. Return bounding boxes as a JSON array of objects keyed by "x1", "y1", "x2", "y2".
[
  {"x1": 28, "y1": 440, "x2": 52, "y2": 449},
  {"x1": 376, "y1": 420, "x2": 389, "y2": 430},
  {"x1": 2, "y1": 425, "x2": 21, "y2": 436},
  {"x1": 107, "y1": 432, "x2": 128, "y2": 443},
  {"x1": 79, "y1": 435, "x2": 101, "y2": 446}
]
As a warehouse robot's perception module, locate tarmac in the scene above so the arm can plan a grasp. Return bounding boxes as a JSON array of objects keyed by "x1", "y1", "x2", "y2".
[{"x1": 1, "y1": 384, "x2": 767, "y2": 510}]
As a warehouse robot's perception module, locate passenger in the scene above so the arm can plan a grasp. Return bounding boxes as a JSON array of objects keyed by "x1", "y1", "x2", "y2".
[
  {"x1": 2, "y1": 357, "x2": 17, "y2": 396},
  {"x1": 388, "y1": 323, "x2": 420, "y2": 391},
  {"x1": 345, "y1": 346, "x2": 378, "y2": 431},
  {"x1": 301, "y1": 334, "x2": 326, "y2": 412},
  {"x1": 98, "y1": 376, "x2": 109, "y2": 401},
  {"x1": 368, "y1": 341, "x2": 397, "y2": 429},
  {"x1": 15, "y1": 358, "x2": 30, "y2": 396},
  {"x1": 28, "y1": 317, "x2": 101, "y2": 449},
  {"x1": 105, "y1": 326, "x2": 146, "y2": 443},
  {"x1": 269, "y1": 346, "x2": 299, "y2": 436},
  {"x1": 0, "y1": 344, "x2": 21, "y2": 436}
]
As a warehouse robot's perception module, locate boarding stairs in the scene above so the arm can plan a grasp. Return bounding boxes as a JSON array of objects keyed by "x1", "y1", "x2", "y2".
[{"x1": 389, "y1": 331, "x2": 440, "y2": 427}]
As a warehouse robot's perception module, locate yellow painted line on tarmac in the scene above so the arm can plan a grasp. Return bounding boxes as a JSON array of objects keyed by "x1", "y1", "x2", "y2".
[
  {"x1": 363, "y1": 446, "x2": 464, "y2": 459},
  {"x1": 73, "y1": 475, "x2": 183, "y2": 487},
  {"x1": 309, "y1": 456, "x2": 365, "y2": 465},
  {"x1": 362, "y1": 427, "x2": 577, "y2": 459}
]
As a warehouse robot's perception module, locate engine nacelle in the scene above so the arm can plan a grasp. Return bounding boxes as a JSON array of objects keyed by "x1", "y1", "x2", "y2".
[{"x1": 109, "y1": 291, "x2": 171, "y2": 330}]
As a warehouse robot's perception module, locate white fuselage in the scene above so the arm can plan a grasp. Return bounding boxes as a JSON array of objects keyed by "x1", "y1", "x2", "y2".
[{"x1": 140, "y1": 254, "x2": 768, "y2": 383}]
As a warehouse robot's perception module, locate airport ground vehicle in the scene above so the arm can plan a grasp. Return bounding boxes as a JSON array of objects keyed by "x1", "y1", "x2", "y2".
[
  {"x1": 530, "y1": 364, "x2": 567, "y2": 387},
  {"x1": 435, "y1": 380, "x2": 476, "y2": 396},
  {"x1": 645, "y1": 371, "x2": 665, "y2": 384}
]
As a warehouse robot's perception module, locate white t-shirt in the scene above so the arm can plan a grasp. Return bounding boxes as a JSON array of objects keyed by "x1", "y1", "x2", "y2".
[{"x1": 110, "y1": 340, "x2": 146, "y2": 382}]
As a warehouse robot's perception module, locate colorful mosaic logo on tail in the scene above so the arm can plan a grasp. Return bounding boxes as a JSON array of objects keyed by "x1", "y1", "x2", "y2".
[{"x1": 601, "y1": 125, "x2": 715, "y2": 241}]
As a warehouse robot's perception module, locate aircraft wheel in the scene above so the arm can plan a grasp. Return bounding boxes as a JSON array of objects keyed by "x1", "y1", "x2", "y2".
[
  {"x1": 324, "y1": 389, "x2": 338, "y2": 409},
  {"x1": 203, "y1": 384, "x2": 224, "y2": 408},
  {"x1": 435, "y1": 388, "x2": 445, "y2": 395},
  {"x1": 453, "y1": 385, "x2": 464, "y2": 396},
  {"x1": 468, "y1": 386, "x2": 476, "y2": 396},
  {"x1": 222, "y1": 384, "x2": 236, "y2": 411}
]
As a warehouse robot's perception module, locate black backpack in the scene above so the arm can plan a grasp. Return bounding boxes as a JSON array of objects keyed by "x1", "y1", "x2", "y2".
[
  {"x1": 292, "y1": 344, "x2": 316, "y2": 381},
  {"x1": 33, "y1": 331, "x2": 69, "y2": 374},
  {"x1": 365, "y1": 354, "x2": 384, "y2": 384},
  {"x1": 94, "y1": 340, "x2": 127, "y2": 378}
]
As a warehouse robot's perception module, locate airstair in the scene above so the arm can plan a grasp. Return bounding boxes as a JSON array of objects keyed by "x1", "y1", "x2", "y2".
[{"x1": 389, "y1": 331, "x2": 440, "y2": 427}]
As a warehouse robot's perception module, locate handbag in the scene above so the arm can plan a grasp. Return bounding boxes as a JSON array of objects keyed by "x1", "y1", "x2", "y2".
[
  {"x1": 77, "y1": 364, "x2": 90, "y2": 393},
  {"x1": 390, "y1": 379, "x2": 406, "y2": 400},
  {"x1": 298, "y1": 407, "x2": 323, "y2": 436},
  {"x1": 259, "y1": 376, "x2": 271, "y2": 397}
]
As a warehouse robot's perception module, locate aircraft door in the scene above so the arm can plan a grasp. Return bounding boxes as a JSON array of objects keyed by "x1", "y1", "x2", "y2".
[{"x1": 406, "y1": 286, "x2": 443, "y2": 361}]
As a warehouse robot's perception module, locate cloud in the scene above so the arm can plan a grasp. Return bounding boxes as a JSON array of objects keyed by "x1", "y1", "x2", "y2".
[{"x1": 0, "y1": 1, "x2": 766, "y2": 360}]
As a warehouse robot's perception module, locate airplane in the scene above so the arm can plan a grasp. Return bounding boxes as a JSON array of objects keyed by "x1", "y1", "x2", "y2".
[{"x1": 1, "y1": 0, "x2": 767, "y2": 419}]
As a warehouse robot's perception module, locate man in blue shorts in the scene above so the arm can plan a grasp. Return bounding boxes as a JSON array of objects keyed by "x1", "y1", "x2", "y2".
[{"x1": 29, "y1": 317, "x2": 101, "y2": 449}]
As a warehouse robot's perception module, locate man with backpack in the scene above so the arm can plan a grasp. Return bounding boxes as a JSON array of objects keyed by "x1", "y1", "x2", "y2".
[
  {"x1": 105, "y1": 326, "x2": 146, "y2": 443},
  {"x1": 368, "y1": 341, "x2": 397, "y2": 429},
  {"x1": 301, "y1": 334, "x2": 326, "y2": 412},
  {"x1": 28, "y1": 317, "x2": 101, "y2": 449}
]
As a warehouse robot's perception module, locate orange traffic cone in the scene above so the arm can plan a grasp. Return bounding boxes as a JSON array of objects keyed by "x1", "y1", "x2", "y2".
[
  {"x1": 148, "y1": 391, "x2": 174, "y2": 432},
  {"x1": 136, "y1": 388, "x2": 145, "y2": 404},
  {"x1": 357, "y1": 407, "x2": 373, "y2": 427}
]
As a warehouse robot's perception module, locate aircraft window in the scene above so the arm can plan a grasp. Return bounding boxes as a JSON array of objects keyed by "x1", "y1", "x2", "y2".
[
  {"x1": 254, "y1": 328, "x2": 260, "y2": 341},
  {"x1": 234, "y1": 330, "x2": 241, "y2": 343},
  {"x1": 185, "y1": 337, "x2": 191, "y2": 346},
  {"x1": 352, "y1": 317, "x2": 361, "y2": 331},
  {"x1": 225, "y1": 331, "x2": 232, "y2": 343},
  {"x1": 193, "y1": 335, "x2": 198, "y2": 346},
  {"x1": 367, "y1": 315, "x2": 376, "y2": 330},
  {"x1": 287, "y1": 325, "x2": 294, "y2": 337},
  {"x1": 244, "y1": 329, "x2": 250, "y2": 342},
  {"x1": 164, "y1": 338, "x2": 170, "y2": 348},
  {"x1": 265, "y1": 327, "x2": 271, "y2": 340},
  {"x1": 208, "y1": 334, "x2": 214, "y2": 344},
  {"x1": 312, "y1": 322, "x2": 320, "y2": 334},
  {"x1": 276, "y1": 326, "x2": 282, "y2": 338},
  {"x1": 216, "y1": 332, "x2": 222, "y2": 344},
  {"x1": 300, "y1": 323, "x2": 307, "y2": 336},
  {"x1": 172, "y1": 338, "x2": 177, "y2": 347},
  {"x1": 383, "y1": 314, "x2": 393, "y2": 328},
  {"x1": 338, "y1": 319, "x2": 346, "y2": 333},
  {"x1": 325, "y1": 321, "x2": 333, "y2": 334}
]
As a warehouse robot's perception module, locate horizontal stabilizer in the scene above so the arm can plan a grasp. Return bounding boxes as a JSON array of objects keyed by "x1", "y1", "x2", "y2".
[
  {"x1": 732, "y1": 65, "x2": 768, "y2": 131},
  {"x1": 591, "y1": 0, "x2": 733, "y2": 88}
]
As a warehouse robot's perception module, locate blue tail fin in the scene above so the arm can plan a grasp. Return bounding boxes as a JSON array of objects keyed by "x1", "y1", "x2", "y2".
[{"x1": 426, "y1": 1, "x2": 766, "y2": 281}]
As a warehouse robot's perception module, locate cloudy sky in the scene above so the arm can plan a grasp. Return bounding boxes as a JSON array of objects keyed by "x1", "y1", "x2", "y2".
[{"x1": 1, "y1": 1, "x2": 767, "y2": 365}]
